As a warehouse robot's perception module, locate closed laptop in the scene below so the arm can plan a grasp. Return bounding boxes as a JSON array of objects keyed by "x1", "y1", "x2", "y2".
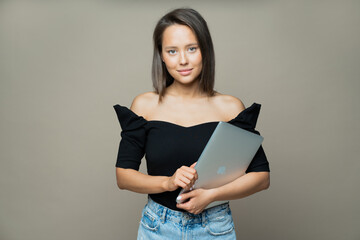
[{"x1": 177, "y1": 121, "x2": 264, "y2": 208}]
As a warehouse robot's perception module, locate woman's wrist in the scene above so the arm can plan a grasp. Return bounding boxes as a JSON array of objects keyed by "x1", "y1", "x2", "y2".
[
  {"x1": 208, "y1": 188, "x2": 220, "y2": 202},
  {"x1": 161, "y1": 176, "x2": 171, "y2": 192}
]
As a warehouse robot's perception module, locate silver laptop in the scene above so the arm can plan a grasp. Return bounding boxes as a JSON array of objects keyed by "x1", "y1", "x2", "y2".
[{"x1": 176, "y1": 121, "x2": 264, "y2": 209}]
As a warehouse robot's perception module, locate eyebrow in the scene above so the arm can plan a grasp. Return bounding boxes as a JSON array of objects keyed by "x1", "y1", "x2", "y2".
[{"x1": 163, "y1": 43, "x2": 198, "y2": 50}]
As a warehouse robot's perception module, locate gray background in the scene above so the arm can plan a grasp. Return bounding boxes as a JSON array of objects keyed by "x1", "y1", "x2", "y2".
[{"x1": 1, "y1": 1, "x2": 359, "y2": 239}]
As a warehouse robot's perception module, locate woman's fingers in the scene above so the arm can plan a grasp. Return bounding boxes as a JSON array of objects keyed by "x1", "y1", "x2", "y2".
[
  {"x1": 180, "y1": 165, "x2": 196, "y2": 175},
  {"x1": 178, "y1": 175, "x2": 191, "y2": 186},
  {"x1": 179, "y1": 167, "x2": 197, "y2": 186},
  {"x1": 168, "y1": 165, "x2": 198, "y2": 190},
  {"x1": 190, "y1": 162, "x2": 197, "y2": 168},
  {"x1": 180, "y1": 167, "x2": 196, "y2": 180},
  {"x1": 178, "y1": 173, "x2": 196, "y2": 190}
]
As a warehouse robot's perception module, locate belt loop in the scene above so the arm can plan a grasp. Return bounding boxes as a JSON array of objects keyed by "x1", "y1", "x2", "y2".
[
  {"x1": 161, "y1": 207, "x2": 166, "y2": 224},
  {"x1": 201, "y1": 211, "x2": 206, "y2": 227}
]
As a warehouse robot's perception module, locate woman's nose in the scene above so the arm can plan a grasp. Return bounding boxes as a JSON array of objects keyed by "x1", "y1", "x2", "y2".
[{"x1": 179, "y1": 51, "x2": 188, "y2": 65}]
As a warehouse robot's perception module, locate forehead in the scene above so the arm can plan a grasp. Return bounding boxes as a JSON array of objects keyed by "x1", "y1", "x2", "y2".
[{"x1": 162, "y1": 24, "x2": 198, "y2": 47}]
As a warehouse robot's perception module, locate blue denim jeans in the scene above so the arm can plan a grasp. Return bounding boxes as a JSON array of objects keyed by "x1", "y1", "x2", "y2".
[{"x1": 137, "y1": 197, "x2": 236, "y2": 239}]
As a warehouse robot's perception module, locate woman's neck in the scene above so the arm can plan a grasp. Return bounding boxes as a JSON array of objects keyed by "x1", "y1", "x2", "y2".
[{"x1": 166, "y1": 81, "x2": 207, "y2": 100}]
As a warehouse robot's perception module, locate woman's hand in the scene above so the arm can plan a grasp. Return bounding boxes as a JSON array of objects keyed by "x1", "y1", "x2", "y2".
[
  {"x1": 166, "y1": 162, "x2": 198, "y2": 192},
  {"x1": 176, "y1": 188, "x2": 216, "y2": 214},
  {"x1": 177, "y1": 172, "x2": 270, "y2": 214}
]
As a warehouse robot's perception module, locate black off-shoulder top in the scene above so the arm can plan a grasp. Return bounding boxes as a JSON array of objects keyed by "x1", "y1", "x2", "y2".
[{"x1": 113, "y1": 103, "x2": 270, "y2": 211}]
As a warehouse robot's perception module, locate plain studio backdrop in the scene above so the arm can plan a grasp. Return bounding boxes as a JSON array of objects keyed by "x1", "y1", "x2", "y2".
[{"x1": 1, "y1": 1, "x2": 359, "y2": 239}]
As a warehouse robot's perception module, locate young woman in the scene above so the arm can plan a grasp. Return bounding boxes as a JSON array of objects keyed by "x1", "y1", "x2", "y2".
[{"x1": 114, "y1": 8, "x2": 270, "y2": 239}]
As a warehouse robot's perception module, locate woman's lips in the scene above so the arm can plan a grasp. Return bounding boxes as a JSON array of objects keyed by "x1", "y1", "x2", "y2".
[{"x1": 177, "y1": 68, "x2": 193, "y2": 76}]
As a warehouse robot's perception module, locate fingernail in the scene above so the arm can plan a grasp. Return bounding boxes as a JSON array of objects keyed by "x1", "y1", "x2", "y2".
[{"x1": 177, "y1": 196, "x2": 182, "y2": 200}]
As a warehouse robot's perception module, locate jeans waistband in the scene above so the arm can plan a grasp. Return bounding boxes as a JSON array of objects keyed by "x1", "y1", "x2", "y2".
[{"x1": 145, "y1": 197, "x2": 230, "y2": 226}]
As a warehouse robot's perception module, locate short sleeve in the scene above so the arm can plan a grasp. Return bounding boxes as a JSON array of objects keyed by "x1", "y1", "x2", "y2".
[
  {"x1": 228, "y1": 103, "x2": 270, "y2": 173},
  {"x1": 113, "y1": 104, "x2": 147, "y2": 170}
]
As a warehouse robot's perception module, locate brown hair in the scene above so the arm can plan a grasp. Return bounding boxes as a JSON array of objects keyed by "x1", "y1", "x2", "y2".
[{"x1": 152, "y1": 8, "x2": 215, "y2": 101}]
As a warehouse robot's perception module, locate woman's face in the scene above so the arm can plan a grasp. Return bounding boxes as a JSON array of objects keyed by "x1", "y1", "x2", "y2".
[{"x1": 161, "y1": 24, "x2": 202, "y2": 85}]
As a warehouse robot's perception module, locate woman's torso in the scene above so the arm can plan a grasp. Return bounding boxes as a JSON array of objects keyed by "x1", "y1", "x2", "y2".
[{"x1": 133, "y1": 91, "x2": 245, "y2": 211}]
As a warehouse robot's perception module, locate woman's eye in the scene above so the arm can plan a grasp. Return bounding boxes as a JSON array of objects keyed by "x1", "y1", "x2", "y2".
[
  {"x1": 188, "y1": 47, "x2": 197, "y2": 52},
  {"x1": 168, "y1": 50, "x2": 177, "y2": 55}
]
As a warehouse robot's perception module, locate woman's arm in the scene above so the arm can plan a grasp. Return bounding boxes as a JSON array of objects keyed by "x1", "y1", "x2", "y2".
[
  {"x1": 116, "y1": 168, "x2": 169, "y2": 194},
  {"x1": 116, "y1": 162, "x2": 198, "y2": 194},
  {"x1": 176, "y1": 171, "x2": 269, "y2": 214},
  {"x1": 211, "y1": 171, "x2": 270, "y2": 201},
  {"x1": 115, "y1": 93, "x2": 197, "y2": 194}
]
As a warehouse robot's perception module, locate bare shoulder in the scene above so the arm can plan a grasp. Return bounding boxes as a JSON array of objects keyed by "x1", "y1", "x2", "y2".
[
  {"x1": 212, "y1": 92, "x2": 245, "y2": 120},
  {"x1": 130, "y1": 91, "x2": 159, "y2": 118}
]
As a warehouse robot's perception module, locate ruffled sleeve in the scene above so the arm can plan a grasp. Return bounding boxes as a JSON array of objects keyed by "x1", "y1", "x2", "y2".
[
  {"x1": 113, "y1": 104, "x2": 147, "y2": 170},
  {"x1": 228, "y1": 103, "x2": 270, "y2": 173}
]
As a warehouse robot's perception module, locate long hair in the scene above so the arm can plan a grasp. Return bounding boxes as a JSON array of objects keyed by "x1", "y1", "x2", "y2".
[{"x1": 152, "y1": 8, "x2": 215, "y2": 102}]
